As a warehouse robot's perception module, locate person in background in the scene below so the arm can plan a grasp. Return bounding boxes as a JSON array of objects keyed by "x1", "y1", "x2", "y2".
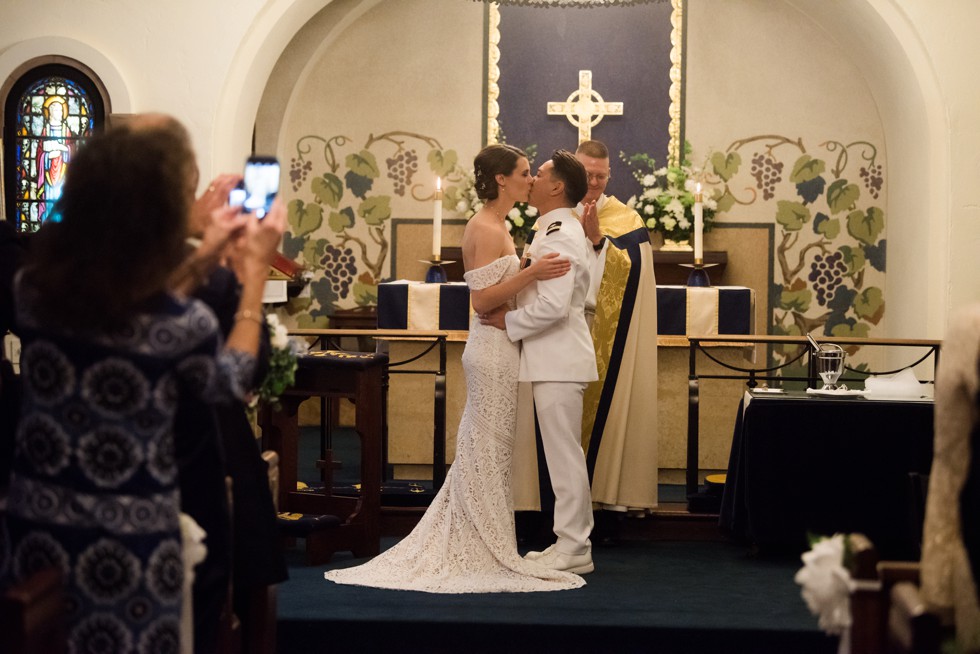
[
  {"x1": 0, "y1": 220, "x2": 29, "y2": 492},
  {"x1": 573, "y1": 139, "x2": 660, "y2": 541},
  {"x1": 325, "y1": 143, "x2": 582, "y2": 593},
  {"x1": 483, "y1": 150, "x2": 598, "y2": 574},
  {"x1": 0, "y1": 116, "x2": 284, "y2": 652},
  {"x1": 921, "y1": 304, "x2": 980, "y2": 651},
  {"x1": 173, "y1": 170, "x2": 287, "y2": 653}
]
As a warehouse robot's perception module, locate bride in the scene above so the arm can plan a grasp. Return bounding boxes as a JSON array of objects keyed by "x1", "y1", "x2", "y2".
[{"x1": 325, "y1": 144, "x2": 585, "y2": 593}]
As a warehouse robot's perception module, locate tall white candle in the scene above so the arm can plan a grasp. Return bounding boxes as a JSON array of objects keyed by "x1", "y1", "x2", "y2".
[
  {"x1": 693, "y1": 182, "x2": 704, "y2": 262},
  {"x1": 433, "y1": 177, "x2": 443, "y2": 259}
]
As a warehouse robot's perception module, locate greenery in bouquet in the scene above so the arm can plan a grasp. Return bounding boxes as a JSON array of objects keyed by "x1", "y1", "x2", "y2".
[
  {"x1": 250, "y1": 313, "x2": 299, "y2": 413},
  {"x1": 621, "y1": 151, "x2": 717, "y2": 244}
]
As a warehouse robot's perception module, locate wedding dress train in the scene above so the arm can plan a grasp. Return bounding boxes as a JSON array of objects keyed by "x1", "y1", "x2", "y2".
[{"x1": 324, "y1": 255, "x2": 584, "y2": 593}]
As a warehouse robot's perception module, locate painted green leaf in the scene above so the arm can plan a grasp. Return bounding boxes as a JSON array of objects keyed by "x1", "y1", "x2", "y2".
[
  {"x1": 710, "y1": 151, "x2": 741, "y2": 182},
  {"x1": 428, "y1": 149, "x2": 458, "y2": 177},
  {"x1": 281, "y1": 231, "x2": 304, "y2": 260},
  {"x1": 328, "y1": 207, "x2": 356, "y2": 233},
  {"x1": 839, "y1": 244, "x2": 867, "y2": 277},
  {"x1": 813, "y1": 213, "x2": 840, "y2": 239},
  {"x1": 296, "y1": 313, "x2": 330, "y2": 329},
  {"x1": 345, "y1": 150, "x2": 380, "y2": 178},
  {"x1": 854, "y1": 287, "x2": 885, "y2": 325},
  {"x1": 302, "y1": 237, "x2": 328, "y2": 268},
  {"x1": 826, "y1": 179, "x2": 860, "y2": 215},
  {"x1": 796, "y1": 177, "x2": 826, "y2": 205},
  {"x1": 830, "y1": 321, "x2": 870, "y2": 339},
  {"x1": 345, "y1": 171, "x2": 374, "y2": 199},
  {"x1": 312, "y1": 173, "x2": 343, "y2": 208},
  {"x1": 352, "y1": 280, "x2": 379, "y2": 306},
  {"x1": 714, "y1": 190, "x2": 735, "y2": 213},
  {"x1": 775, "y1": 200, "x2": 811, "y2": 231},
  {"x1": 779, "y1": 286, "x2": 813, "y2": 312},
  {"x1": 288, "y1": 199, "x2": 323, "y2": 237},
  {"x1": 283, "y1": 295, "x2": 312, "y2": 315},
  {"x1": 846, "y1": 206, "x2": 885, "y2": 245},
  {"x1": 789, "y1": 155, "x2": 826, "y2": 184},
  {"x1": 771, "y1": 322, "x2": 803, "y2": 360},
  {"x1": 359, "y1": 196, "x2": 392, "y2": 225}
]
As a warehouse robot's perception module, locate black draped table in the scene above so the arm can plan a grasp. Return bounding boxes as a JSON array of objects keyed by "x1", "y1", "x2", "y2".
[{"x1": 719, "y1": 390, "x2": 934, "y2": 559}]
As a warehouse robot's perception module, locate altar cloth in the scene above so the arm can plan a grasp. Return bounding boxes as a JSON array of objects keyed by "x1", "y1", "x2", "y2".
[
  {"x1": 656, "y1": 286, "x2": 754, "y2": 336},
  {"x1": 378, "y1": 281, "x2": 471, "y2": 331},
  {"x1": 378, "y1": 282, "x2": 754, "y2": 336}
]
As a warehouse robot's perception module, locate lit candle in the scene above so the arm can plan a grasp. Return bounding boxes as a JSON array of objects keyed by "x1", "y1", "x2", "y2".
[
  {"x1": 693, "y1": 182, "x2": 704, "y2": 262},
  {"x1": 432, "y1": 177, "x2": 443, "y2": 259}
]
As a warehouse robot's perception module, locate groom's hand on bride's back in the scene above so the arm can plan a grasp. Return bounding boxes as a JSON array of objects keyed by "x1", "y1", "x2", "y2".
[{"x1": 479, "y1": 305, "x2": 509, "y2": 331}]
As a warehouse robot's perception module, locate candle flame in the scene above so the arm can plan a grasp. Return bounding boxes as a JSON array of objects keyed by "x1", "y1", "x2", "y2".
[
  {"x1": 696, "y1": 182, "x2": 702, "y2": 193},
  {"x1": 436, "y1": 177, "x2": 442, "y2": 191}
]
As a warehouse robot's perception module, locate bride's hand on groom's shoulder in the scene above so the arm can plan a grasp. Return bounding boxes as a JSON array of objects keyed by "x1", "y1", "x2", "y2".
[{"x1": 528, "y1": 252, "x2": 571, "y2": 280}]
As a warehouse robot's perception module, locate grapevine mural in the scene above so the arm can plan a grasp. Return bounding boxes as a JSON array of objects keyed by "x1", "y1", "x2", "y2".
[
  {"x1": 706, "y1": 135, "x2": 886, "y2": 376},
  {"x1": 278, "y1": 131, "x2": 460, "y2": 328}
]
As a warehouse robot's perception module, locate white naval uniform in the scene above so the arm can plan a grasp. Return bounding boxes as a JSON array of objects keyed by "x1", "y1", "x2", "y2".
[{"x1": 505, "y1": 207, "x2": 598, "y2": 556}]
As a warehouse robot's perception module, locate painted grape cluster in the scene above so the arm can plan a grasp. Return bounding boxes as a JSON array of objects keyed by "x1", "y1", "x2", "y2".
[
  {"x1": 859, "y1": 163, "x2": 883, "y2": 199},
  {"x1": 808, "y1": 251, "x2": 848, "y2": 306},
  {"x1": 385, "y1": 149, "x2": 419, "y2": 196},
  {"x1": 289, "y1": 157, "x2": 313, "y2": 192},
  {"x1": 319, "y1": 243, "x2": 358, "y2": 297},
  {"x1": 750, "y1": 152, "x2": 784, "y2": 200}
]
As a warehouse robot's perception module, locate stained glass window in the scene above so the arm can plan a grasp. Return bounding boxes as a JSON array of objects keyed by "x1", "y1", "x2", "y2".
[{"x1": 3, "y1": 64, "x2": 104, "y2": 232}]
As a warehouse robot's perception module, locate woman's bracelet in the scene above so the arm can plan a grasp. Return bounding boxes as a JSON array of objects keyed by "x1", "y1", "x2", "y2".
[{"x1": 234, "y1": 309, "x2": 265, "y2": 327}]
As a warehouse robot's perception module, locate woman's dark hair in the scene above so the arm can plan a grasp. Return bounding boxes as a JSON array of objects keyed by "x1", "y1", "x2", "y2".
[
  {"x1": 23, "y1": 119, "x2": 196, "y2": 332},
  {"x1": 550, "y1": 149, "x2": 589, "y2": 206},
  {"x1": 473, "y1": 143, "x2": 527, "y2": 201}
]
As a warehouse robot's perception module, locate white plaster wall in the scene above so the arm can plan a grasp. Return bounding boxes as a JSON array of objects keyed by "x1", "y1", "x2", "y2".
[
  {"x1": 0, "y1": 0, "x2": 331, "y2": 186},
  {"x1": 0, "y1": 0, "x2": 974, "y2": 330},
  {"x1": 887, "y1": 0, "x2": 980, "y2": 319}
]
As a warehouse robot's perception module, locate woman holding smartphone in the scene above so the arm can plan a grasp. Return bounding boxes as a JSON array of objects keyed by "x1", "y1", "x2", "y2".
[{"x1": 0, "y1": 116, "x2": 284, "y2": 651}]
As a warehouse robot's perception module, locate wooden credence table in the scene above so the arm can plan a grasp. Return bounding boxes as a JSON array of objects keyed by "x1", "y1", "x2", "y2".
[{"x1": 260, "y1": 346, "x2": 387, "y2": 563}]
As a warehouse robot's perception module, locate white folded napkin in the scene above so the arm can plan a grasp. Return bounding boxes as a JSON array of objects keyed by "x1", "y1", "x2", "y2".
[{"x1": 864, "y1": 368, "x2": 924, "y2": 399}]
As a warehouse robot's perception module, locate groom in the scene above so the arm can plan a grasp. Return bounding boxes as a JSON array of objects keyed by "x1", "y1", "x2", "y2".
[{"x1": 482, "y1": 150, "x2": 598, "y2": 574}]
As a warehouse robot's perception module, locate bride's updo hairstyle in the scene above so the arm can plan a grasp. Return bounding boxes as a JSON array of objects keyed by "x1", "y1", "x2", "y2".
[{"x1": 473, "y1": 143, "x2": 527, "y2": 201}]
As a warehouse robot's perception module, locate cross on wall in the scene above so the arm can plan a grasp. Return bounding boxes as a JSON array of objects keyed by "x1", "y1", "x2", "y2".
[{"x1": 546, "y1": 70, "x2": 624, "y2": 143}]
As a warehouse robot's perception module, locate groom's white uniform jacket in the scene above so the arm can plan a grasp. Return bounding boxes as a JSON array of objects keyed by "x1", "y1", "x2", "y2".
[{"x1": 505, "y1": 207, "x2": 598, "y2": 383}]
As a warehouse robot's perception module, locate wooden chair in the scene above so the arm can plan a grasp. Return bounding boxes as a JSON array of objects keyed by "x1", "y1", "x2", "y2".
[{"x1": 0, "y1": 567, "x2": 66, "y2": 654}]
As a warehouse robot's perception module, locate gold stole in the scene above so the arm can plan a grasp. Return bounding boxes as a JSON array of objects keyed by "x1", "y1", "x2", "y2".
[{"x1": 581, "y1": 197, "x2": 646, "y2": 454}]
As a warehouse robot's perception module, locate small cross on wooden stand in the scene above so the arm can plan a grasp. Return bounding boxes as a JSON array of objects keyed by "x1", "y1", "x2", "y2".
[{"x1": 547, "y1": 70, "x2": 624, "y2": 143}]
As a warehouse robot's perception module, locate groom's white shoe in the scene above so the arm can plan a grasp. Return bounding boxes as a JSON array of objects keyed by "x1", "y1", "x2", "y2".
[
  {"x1": 524, "y1": 544, "x2": 557, "y2": 561},
  {"x1": 536, "y1": 548, "x2": 594, "y2": 575}
]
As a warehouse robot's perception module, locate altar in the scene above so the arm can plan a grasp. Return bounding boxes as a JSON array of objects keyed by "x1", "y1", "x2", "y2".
[{"x1": 370, "y1": 280, "x2": 757, "y2": 486}]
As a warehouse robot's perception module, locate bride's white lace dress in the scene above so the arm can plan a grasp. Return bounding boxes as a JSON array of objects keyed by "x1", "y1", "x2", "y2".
[{"x1": 324, "y1": 255, "x2": 584, "y2": 593}]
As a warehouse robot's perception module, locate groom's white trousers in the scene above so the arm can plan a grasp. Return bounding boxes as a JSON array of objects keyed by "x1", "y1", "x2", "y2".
[{"x1": 532, "y1": 380, "x2": 594, "y2": 556}]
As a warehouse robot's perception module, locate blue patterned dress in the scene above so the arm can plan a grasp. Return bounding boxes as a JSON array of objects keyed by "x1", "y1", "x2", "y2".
[{"x1": 0, "y1": 280, "x2": 254, "y2": 654}]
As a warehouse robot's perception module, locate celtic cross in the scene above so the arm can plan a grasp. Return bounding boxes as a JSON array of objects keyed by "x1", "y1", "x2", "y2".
[{"x1": 546, "y1": 70, "x2": 624, "y2": 143}]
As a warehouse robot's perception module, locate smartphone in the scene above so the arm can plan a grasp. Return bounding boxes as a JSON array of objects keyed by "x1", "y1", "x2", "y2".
[
  {"x1": 241, "y1": 155, "x2": 280, "y2": 219},
  {"x1": 228, "y1": 181, "x2": 246, "y2": 209}
]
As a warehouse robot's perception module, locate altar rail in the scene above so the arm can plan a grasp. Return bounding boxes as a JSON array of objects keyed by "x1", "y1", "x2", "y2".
[{"x1": 685, "y1": 335, "x2": 943, "y2": 506}]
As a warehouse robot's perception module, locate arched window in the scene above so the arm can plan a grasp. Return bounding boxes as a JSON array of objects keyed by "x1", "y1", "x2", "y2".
[{"x1": 3, "y1": 63, "x2": 105, "y2": 231}]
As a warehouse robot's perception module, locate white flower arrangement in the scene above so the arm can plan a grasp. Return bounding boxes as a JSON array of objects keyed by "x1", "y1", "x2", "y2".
[
  {"x1": 622, "y1": 152, "x2": 718, "y2": 244},
  {"x1": 794, "y1": 533, "x2": 854, "y2": 636},
  {"x1": 251, "y1": 313, "x2": 299, "y2": 413}
]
